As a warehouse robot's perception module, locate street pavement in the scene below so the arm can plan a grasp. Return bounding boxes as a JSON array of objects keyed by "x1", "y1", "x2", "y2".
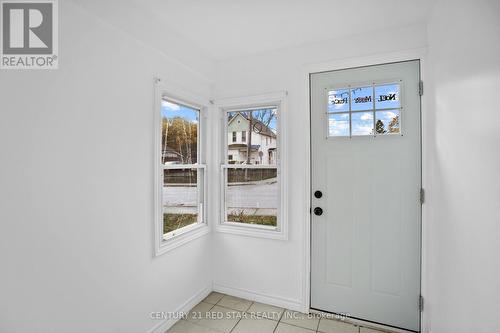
[{"x1": 163, "y1": 182, "x2": 278, "y2": 215}]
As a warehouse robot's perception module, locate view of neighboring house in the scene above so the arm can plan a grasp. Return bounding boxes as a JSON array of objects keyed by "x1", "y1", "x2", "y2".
[{"x1": 227, "y1": 112, "x2": 277, "y2": 165}]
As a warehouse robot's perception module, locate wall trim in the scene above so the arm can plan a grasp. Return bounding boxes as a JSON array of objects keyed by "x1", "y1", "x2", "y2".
[
  {"x1": 213, "y1": 283, "x2": 303, "y2": 312},
  {"x1": 147, "y1": 285, "x2": 212, "y2": 333},
  {"x1": 300, "y1": 47, "x2": 429, "y2": 329}
]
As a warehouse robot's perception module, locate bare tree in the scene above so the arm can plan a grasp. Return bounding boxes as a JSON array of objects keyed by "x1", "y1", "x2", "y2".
[
  {"x1": 244, "y1": 112, "x2": 253, "y2": 180},
  {"x1": 388, "y1": 115, "x2": 400, "y2": 133},
  {"x1": 162, "y1": 118, "x2": 169, "y2": 164},
  {"x1": 184, "y1": 119, "x2": 192, "y2": 164}
]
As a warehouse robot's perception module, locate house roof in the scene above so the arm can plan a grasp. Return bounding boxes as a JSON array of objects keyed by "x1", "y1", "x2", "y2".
[{"x1": 228, "y1": 112, "x2": 277, "y2": 138}]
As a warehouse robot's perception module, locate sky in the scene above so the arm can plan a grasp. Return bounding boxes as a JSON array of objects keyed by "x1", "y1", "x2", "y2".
[{"x1": 161, "y1": 99, "x2": 199, "y2": 122}]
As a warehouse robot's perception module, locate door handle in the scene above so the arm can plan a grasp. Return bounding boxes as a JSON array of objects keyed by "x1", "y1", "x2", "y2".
[{"x1": 314, "y1": 207, "x2": 323, "y2": 216}]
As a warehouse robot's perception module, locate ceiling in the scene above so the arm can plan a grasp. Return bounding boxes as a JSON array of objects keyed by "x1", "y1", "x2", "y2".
[{"x1": 74, "y1": 0, "x2": 436, "y2": 61}]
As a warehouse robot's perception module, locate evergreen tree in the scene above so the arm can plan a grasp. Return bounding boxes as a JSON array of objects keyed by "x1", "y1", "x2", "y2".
[{"x1": 375, "y1": 119, "x2": 386, "y2": 134}]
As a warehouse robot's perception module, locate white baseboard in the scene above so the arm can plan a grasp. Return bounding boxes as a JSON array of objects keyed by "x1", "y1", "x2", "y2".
[
  {"x1": 147, "y1": 285, "x2": 212, "y2": 333},
  {"x1": 147, "y1": 283, "x2": 304, "y2": 333},
  {"x1": 213, "y1": 283, "x2": 304, "y2": 313}
]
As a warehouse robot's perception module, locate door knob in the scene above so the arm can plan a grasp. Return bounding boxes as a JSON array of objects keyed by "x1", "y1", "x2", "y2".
[
  {"x1": 314, "y1": 190, "x2": 323, "y2": 198},
  {"x1": 314, "y1": 207, "x2": 323, "y2": 216}
]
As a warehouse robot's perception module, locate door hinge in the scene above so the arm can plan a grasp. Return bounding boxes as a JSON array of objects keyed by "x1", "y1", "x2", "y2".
[
  {"x1": 420, "y1": 188, "x2": 425, "y2": 205},
  {"x1": 419, "y1": 80, "x2": 424, "y2": 96},
  {"x1": 419, "y1": 295, "x2": 424, "y2": 312}
]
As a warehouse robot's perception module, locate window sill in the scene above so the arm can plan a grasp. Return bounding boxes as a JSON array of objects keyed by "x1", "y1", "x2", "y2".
[
  {"x1": 216, "y1": 222, "x2": 288, "y2": 240},
  {"x1": 155, "y1": 223, "x2": 210, "y2": 256}
]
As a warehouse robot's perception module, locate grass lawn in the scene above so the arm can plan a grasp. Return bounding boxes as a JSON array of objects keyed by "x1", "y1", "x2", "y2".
[
  {"x1": 164, "y1": 212, "x2": 277, "y2": 233},
  {"x1": 164, "y1": 213, "x2": 197, "y2": 233},
  {"x1": 227, "y1": 214, "x2": 277, "y2": 227}
]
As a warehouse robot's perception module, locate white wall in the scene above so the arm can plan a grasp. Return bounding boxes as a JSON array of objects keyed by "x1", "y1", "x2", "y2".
[
  {"x1": 3, "y1": 1, "x2": 498, "y2": 331},
  {"x1": 212, "y1": 23, "x2": 428, "y2": 311},
  {"x1": 0, "y1": 1, "x2": 214, "y2": 333},
  {"x1": 425, "y1": 1, "x2": 500, "y2": 332}
]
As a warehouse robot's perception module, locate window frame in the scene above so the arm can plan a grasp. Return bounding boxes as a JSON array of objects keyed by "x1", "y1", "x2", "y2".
[
  {"x1": 154, "y1": 80, "x2": 209, "y2": 256},
  {"x1": 216, "y1": 92, "x2": 288, "y2": 240},
  {"x1": 326, "y1": 79, "x2": 404, "y2": 139}
]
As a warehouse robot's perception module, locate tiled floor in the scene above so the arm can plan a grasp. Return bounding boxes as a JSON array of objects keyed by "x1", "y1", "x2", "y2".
[{"x1": 166, "y1": 292, "x2": 395, "y2": 333}]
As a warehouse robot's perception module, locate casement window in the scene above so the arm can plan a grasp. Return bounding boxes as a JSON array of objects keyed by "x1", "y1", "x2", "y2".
[
  {"x1": 218, "y1": 92, "x2": 288, "y2": 240},
  {"x1": 154, "y1": 84, "x2": 208, "y2": 255}
]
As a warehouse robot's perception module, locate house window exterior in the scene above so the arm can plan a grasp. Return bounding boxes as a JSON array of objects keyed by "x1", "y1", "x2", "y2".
[
  {"x1": 232, "y1": 131, "x2": 237, "y2": 142},
  {"x1": 241, "y1": 130, "x2": 246, "y2": 142}
]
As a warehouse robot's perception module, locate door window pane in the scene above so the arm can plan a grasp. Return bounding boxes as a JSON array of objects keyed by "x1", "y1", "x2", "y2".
[
  {"x1": 328, "y1": 89, "x2": 349, "y2": 112},
  {"x1": 328, "y1": 113, "x2": 350, "y2": 137},
  {"x1": 328, "y1": 82, "x2": 402, "y2": 137},
  {"x1": 350, "y1": 86, "x2": 373, "y2": 111},
  {"x1": 375, "y1": 110, "x2": 400, "y2": 134},
  {"x1": 375, "y1": 84, "x2": 400, "y2": 109},
  {"x1": 225, "y1": 168, "x2": 277, "y2": 226},
  {"x1": 161, "y1": 100, "x2": 199, "y2": 165},
  {"x1": 351, "y1": 112, "x2": 374, "y2": 136}
]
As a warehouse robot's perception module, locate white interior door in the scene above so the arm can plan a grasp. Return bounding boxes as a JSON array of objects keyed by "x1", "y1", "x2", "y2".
[{"x1": 310, "y1": 60, "x2": 421, "y2": 332}]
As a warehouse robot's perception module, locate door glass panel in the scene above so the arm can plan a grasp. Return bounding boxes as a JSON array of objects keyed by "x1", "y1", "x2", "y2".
[
  {"x1": 161, "y1": 99, "x2": 199, "y2": 165},
  {"x1": 375, "y1": 84, "x2": 400, "y2": 109},
  {"x1": 327, "y1": 82, "x2": 402, "y2": 137},
  {"x1": 328, "y1": 113, "x2": 350, "y2": 137},
  {"x1": 350, "y1": 86, "x2": 373, "y2": 111},
  {"x1": 375, "y1": 110, "x2": 400, "y2": 134},
  {"x1": 328, "y1": 89, "x2": 349, "y2": 112},
  {"x1": 351, "y1": 112, "x2": 374, "y2": 136}
]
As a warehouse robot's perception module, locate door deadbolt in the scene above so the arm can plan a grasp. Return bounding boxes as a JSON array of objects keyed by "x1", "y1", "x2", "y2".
[
  {"x1": 314, "y1": 207, "x2": 323, "y2": 216},
  {"x1": 314, "y1": 190, "x2": 322, "y2": 198}
]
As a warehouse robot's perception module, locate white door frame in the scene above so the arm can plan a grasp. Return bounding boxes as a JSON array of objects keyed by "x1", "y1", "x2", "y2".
[{"x1": 300, "y1": 48, "x2": 428, "y2": 332}]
